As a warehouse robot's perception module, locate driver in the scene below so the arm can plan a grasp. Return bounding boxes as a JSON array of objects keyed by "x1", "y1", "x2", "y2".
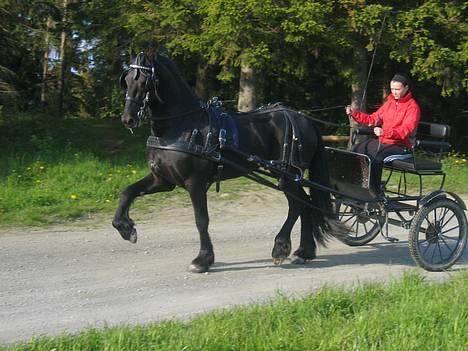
[{"x1": 345, "y1": 73, "x2": 420, "y2": 193}]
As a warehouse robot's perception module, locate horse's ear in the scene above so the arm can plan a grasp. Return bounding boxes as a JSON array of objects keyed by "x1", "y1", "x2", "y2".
[
  {"x1": 119, "y1": 70, "x2": 128, "y2": 90},
  {"x1": 129, "y1": 46, "x2": 137, "y2": 61},
  {"x1": 145, "y1": 44, "x2": 160, "y2": 64}
]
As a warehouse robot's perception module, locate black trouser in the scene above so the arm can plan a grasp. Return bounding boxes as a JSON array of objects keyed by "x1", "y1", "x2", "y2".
[{"x1": 352, "y1": 139, "x2": 407, "y2": 192}]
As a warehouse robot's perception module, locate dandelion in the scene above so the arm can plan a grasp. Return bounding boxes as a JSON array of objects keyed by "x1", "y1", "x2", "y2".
[
  {"x1": 132, "y1": 170, "x2": 137, "y2": 174},
  {"x1": 70, "y1": 194, "x2": 78, "y2": 200},
  {"x1": 36, "y1": 179, "x2": 41, "y2": 183},
  {"x1": 105, "y1": 199, "x2": 111, "y2": 203},
  {"x1": 39, "y1": 166, "x2": 44, "y2": 170}
]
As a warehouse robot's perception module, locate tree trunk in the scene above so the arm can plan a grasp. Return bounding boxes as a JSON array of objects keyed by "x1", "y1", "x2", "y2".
[
  {"x1": 41, "y1": 17, "x2": 53, "y2": 107},
  {"x1": 58, "y1": 0, "x2": 69, "y2": 117},
  {"x1": 195, "y1": 61, "x2": 213, "y2": 102},
  {"x1": 348, "y1": 45, "x2": 368, "y2": 148},
  {"x1": 237, "y1": 58, "x2": 257, "y2": 112},
  {"x1": 381, "y1": 62, "x2": 391, "y2": 101}
]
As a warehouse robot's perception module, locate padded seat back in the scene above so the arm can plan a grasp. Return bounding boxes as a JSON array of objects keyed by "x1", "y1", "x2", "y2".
[{"x1": 387, "y1": 122, "x2": 450, "y2": 173}]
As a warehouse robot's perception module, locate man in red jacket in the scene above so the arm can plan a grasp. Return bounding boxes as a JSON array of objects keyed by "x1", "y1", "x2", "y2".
[{"x1": 345, "y1": 73, "x2": 421, "y2": 194}]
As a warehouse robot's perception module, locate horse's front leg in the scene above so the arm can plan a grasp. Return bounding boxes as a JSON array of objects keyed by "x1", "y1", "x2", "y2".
[
  {"x1": 187, "y1": 186, "x2": 214, "y2": 273},
  {"x1": 112, "y1": 174, "x2": 175, "y2": 243}
]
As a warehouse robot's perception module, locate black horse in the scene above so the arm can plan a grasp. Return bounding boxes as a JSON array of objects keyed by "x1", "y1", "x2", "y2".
[{"x1": 113, "y1": 51, "x2": 344, "y2": 273}]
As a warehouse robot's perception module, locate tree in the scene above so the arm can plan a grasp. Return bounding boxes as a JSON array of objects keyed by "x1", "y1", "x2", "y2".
[{"x1": 390, "y1": 1, "x2": 467, "y2": 96}]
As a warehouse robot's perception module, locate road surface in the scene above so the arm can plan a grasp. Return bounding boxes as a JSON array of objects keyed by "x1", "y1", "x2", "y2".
[{"x1": 1, "y1": 192, "x2": 466, "y2": 343}]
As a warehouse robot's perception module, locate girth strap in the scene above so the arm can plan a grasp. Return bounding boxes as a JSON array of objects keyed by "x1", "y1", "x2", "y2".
[{"x1": 146, "y1": 136, "x2": 221, "y2": 161}]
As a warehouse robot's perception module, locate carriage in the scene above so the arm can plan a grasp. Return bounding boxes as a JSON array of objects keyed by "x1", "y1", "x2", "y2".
[
  {"x1": 326, "y1": 123, "x2": 467, "y2": 271},
  {"x1": 115, "y1": 52, "x2": 467, "y2": 273},
  {"x1": 209, "y1": 116, "x2": 468, "y2": 272}
]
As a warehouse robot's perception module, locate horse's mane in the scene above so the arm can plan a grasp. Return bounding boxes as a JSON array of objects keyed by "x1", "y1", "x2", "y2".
[{"x1": 154, "y1": 54, "x2": 199, "y2": 103}]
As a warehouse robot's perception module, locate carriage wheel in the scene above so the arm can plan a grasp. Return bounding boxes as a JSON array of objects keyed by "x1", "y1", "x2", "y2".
[
  {"x1": 409, "y1": 198, "x2": 467, "y2": 271},
  {"x1": 336, "y1": 201, "x2": 383, "y2": 246}
]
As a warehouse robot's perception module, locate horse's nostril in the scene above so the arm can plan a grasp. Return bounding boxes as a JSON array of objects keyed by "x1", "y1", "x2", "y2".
[{"x1": 122, "y1": 117, "x2": 134, "y2": 127}]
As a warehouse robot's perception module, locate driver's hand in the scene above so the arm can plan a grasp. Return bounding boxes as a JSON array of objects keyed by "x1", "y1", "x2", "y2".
[{"x1": 374, "y1": 127, "x2": 383, "y2": 137}]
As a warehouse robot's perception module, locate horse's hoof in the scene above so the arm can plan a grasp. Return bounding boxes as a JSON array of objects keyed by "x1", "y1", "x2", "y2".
[
  {"x1": 272, "y1": 239, "x2": 291, "y2": 265},
  {"x1": 129, "y1": 229, "x2": 137, "y2": 243},
  {"x1": 112, "y1": 219, "x2": 137, "y2": 243},
  {"x1": 290, "y1": 256, "x2": 306, "y2": 265},
  {"x1": 188, "y1": 263, "x2": 209, "y2": 273},
  {"x1": 273, "y1": 258, "x2": 284, "y2": 265}
]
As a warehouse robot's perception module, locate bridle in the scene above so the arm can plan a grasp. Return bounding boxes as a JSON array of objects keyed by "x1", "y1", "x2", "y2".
[
  {"x1": 120, "y1": 57, "x2": 205, "y2": 129},
  {"x1": 121, "y1": 59, "x2": 164, "y2": 129}
]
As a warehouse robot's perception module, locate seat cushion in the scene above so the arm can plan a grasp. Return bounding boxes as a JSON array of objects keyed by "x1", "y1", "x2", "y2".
[{"x1": 388, "y1": 158, "x2": 442, "y2": 171}]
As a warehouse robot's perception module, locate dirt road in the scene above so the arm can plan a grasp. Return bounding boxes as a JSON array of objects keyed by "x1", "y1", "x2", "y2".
[{"x1": 1, "y1": 192, "x2": 467, "y2": 343}]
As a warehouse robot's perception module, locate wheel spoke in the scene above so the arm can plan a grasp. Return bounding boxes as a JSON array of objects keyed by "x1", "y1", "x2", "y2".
[
  {"x1": 439, "y1": 207, "x2": 450, "y2": 226},
  {"x1": 355, "y1": 221, "x2": 360, "y2": 237},
  {"x1": 436, "y1": 239, "x2": 444, "y2": 263},
  {"x1": 440, "y1": 207, "x2": 449, "y2": 223},
  {"x1": 430, "y1": 241, "x2": 437, "y2": 262},
  {"x1": 433, "y1": 208, "x2": 438, "y2": 224},
  {"x1": 439, "y1": 236, "x2": 455, "y2": 257},
  {"x1": 342, "y1": 215, "x2": 355, "y2": 225},
  {"x1": 440, "y1": 225, "x2": 460, "y2": 236},
  {"x1": 441, "y1": 212, "x2": 455, "y2": 227},
  {"x1": 423, "y1": 216, "x2": 433, "y2": 233},
  {"x1": 422, "y1": 240, "x2": 431, "y2": 256}
]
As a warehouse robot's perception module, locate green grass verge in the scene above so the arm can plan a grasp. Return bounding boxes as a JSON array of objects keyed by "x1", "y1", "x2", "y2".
[
  {"x1": 3, "y1": 272, "x2": 467, "y2": 350},
  {"x1": 1, "y1": 114, "x2": 467, "y2": 228}
]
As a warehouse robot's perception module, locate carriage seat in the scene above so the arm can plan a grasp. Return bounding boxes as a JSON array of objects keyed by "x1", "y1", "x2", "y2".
[{"x1": 353, "y1": 122, "x2": 451, "y2": 174}]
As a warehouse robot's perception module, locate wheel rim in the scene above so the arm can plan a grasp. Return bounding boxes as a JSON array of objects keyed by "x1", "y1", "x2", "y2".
[{"x1": 417, "y1": 205, "x2": 464, "y2": 266}]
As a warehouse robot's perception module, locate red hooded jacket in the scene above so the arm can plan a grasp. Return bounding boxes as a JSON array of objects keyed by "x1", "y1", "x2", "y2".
[{"x1": 351, "y1": 91, "x2": 420, "y2": 149}]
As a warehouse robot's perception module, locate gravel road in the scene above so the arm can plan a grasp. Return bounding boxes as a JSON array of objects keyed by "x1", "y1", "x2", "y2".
[{"x1": 1, "y1": 192, "x2": 467, "y2": 344}]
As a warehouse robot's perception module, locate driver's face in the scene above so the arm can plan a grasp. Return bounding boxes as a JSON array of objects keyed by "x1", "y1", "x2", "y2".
[{"x1": 390, "y1": 81, "x2": 408, "y2": 100}]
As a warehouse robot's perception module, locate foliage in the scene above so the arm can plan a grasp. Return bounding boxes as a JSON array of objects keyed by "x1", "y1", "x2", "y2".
[
  {"x1": 3, "y1": 272, "x2": 468, "y2": 350},
  {"x1": 390, "y1": 1, "x2": 468, "y2": 96}
]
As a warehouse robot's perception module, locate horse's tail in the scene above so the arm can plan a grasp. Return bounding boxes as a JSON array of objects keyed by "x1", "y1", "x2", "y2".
[{"x1": 308, "y1": 126, "x2": 348, "y2": 245}]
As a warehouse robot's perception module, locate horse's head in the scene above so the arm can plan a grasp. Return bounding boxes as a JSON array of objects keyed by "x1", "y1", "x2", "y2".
[{"x1": 119, "y1": 52, "x2": 163, "y2": 130}]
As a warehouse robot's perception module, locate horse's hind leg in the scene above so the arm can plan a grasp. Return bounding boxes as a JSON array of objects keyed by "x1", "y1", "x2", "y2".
[
  {"x1": 272, "y1": 179, "x2": 306, "y2": 264},
  {"x1": 187, "y1": 186, "x2": 214, "y2": 273},
  {"x1": 290, "y1": 208, "x2": 317, "y2": 264},
  {"x1": 112, "y1": 174, "x2": 175, "y2": 243}
]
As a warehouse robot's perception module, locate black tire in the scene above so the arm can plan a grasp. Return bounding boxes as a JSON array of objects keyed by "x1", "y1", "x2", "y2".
[
  {"x1": 409, "y1": 198, "x2": 467, "y2": 271},
  {"x1": 336, "y1": 201, "x2": 383, "y2": 246}
]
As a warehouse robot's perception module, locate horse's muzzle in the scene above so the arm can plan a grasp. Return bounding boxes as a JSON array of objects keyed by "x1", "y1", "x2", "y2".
[{"x1": 121, "y1": 114, "x2": 138, "y2": 129}]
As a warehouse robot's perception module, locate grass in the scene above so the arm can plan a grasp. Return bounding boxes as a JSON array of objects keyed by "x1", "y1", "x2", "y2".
[
  {"x1": 0, "y1": 114, "x2": 261, "y2": 227},
  {"x1": 0, "y1": 114, "x2": 467, "y2": 228},
  {"x1": 2, "y1": 272, "x2": 467, "y2": 350}
]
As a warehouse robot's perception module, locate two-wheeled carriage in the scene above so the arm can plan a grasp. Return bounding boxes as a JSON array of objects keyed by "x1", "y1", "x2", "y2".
[
  {"x1": 324, "y1": 122, "x2": 467, "y2": 271},
  {"x1": 202, "y1": 114, "x2": 467, "y2": 272}
]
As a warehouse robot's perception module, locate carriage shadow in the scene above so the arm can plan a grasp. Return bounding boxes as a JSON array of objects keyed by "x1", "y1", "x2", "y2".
[{"x1": 210, "y1": 240, "x2": 468, "y2": 273}]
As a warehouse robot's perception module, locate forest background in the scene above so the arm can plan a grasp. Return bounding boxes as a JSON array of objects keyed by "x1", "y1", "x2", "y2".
[
  {"x1": 1, "y1": 0, "x2": 467, "y2": 147},
  {"x1": 0, "y1": 1, "x2": 467, "y2": 227}
]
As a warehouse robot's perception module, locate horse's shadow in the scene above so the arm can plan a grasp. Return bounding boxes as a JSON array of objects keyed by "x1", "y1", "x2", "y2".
[{"x1": 210, "y1": 240, "x2": 468, "y2": 273}]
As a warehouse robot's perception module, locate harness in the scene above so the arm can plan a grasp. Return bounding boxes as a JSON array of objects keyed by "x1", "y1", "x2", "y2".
[{"x1": 144, "y1": 99, "x2": 309, "y2": 192}]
